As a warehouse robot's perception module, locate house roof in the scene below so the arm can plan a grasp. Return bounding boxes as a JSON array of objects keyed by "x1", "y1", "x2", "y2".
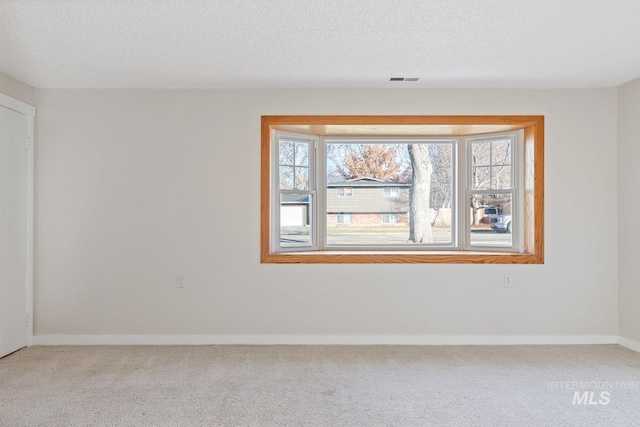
[
  {"x1": 328, "y1": 177, "x2": 411, "y2": 188},
  {"x1": 281, "y1": 194, "x2": 310, "y2": 204}
]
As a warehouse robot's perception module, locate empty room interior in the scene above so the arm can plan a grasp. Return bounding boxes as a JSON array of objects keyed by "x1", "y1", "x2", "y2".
[{"x1": 2, "y1": 1, "x2": 640, "y2": 426}]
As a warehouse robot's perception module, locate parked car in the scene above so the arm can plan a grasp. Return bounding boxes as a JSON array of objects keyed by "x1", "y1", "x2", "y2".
[
  {"x1": 491, "y1": 214, "x2": 512, "y2": 233},
  {"x1": 484, "y1": 207, "x2": 500, "y2": 217}
]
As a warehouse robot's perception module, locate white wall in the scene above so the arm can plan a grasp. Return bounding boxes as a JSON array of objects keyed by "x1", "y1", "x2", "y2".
[
  {"x1": 618, "y1": 79, "x2": 640, "y2": 344},
  {"x1": 0, "y1": 73, "x2": 35, "y2": 106},
  {"x1": 33, "y1": 88, "x2": 618, "y2": 338}
]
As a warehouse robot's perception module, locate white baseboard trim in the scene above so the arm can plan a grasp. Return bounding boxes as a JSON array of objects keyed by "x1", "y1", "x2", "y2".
[
  {"x1": 618, "y1": 337, "x2": 640, "y2": 352},
  {"x1": 31, "y1": 334, "x2": 619, "y2": 346}
]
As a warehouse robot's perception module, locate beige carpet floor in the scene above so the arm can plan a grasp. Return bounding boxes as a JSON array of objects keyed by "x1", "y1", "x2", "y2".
[{"x1": 1, "y1": 345, "x2": 639, "y2": 426}]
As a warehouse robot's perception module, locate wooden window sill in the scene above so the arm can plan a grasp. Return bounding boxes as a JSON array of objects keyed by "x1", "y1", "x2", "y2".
[{"x1": 262, "y1": 251, "x2": 543, "y2": 264}]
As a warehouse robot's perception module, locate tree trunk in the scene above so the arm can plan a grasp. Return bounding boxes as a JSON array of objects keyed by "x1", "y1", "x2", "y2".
[
  {"x1": 472, "y1": 196, "x2": 482, "y2": 227},
  {"x1": 408, "y1": 144, "x2": 433, "y2": 243}
]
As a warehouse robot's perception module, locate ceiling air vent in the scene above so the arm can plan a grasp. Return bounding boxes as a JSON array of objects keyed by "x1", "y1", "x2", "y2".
[{"x1": 390, "y1": 77, "x2": 420, "y2": 82}]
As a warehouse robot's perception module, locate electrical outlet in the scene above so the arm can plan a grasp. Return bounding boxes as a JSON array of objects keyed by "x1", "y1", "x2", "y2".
[
  {"x1": 504, "y1": 274, "x2": 512, "y2": 288},
  {"x1": 176, "y1": 274, "x2": 185, "y2": 288}
]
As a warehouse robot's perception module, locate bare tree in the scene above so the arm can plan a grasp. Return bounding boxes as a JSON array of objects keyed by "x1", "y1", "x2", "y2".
[
  {"x1": 335, "y1": 144, "x2": 410, "y2": 182},
  {"x1": 470, "y1": 140, "x2": 511, "y2": 226},
  {"x1": 429, "y1": 144, "x2": 453, "y2": 209},
  {"x1": 408, "y1": 144, "x2": 433, "y2": 243}
]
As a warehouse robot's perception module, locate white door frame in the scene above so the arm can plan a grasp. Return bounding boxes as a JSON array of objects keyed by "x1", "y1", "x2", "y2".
[{"x1": 0, "y1": 92, "x2": 35, "y2": 347}]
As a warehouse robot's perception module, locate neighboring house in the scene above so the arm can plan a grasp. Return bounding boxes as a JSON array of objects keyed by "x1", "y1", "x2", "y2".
[
  {"x1": 281, "y1": 177, "x2": 456, "y2": 228},
  {"x1": 327, "y1": 177, "x2": 410, "y2": 226},
  {"x1": 280, "y1": 194, "x2": 310, "y2": 227}
]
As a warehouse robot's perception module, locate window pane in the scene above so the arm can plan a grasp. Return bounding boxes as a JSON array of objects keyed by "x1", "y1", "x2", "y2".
[
  {"x1": 337, "y1": 213, "x2": 352, "y2": 224},
  {"x1": 472, "y1": 141, "x2": 491, "y2": 166},
  {"x1": 384, "y1": 187, "x2": 399, "y2": 197},
  {"x1": 491, "y1": 139, "x2": 511, "y2": 165},
  {"x1": 326, "y1": 141, "x2": 454, "y2": 245},
  {"x1": 493, "y1": 165, "x2": 511, "y2": 189},
  {"x1": 295, "y1": 142, "x2": 309, "y2": 166},
  {"x1": 472, "y1": 166, "x2": 491, "y2": 190},
  {"x1": 295, "y1": 167, "x2": 309, "y2": 190},
  {"x1": 382, "y1": 214, "x2": 398, "y2": 224},
  {"x1": 337, "y1": 187, "x2": 352, "y2": 197},
  {"x1": 280, "y1": 193, "x2": 311, "y2": 246},
  {"x1": 469, "y1": 193, "x2": 512, "y2": 247},
  {"x1": 279, "y1": 140, "x2": 294, "y2": 165},
  {"x1": 279, "y1": 165, "x2": 294, "y2": 189}
]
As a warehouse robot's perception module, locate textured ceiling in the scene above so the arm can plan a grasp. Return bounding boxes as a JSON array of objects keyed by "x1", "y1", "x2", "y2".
[{"x1": 1, "y1": 0, "x2": 640, "y2": 89}]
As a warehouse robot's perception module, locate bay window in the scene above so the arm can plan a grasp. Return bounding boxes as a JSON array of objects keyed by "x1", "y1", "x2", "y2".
[{"x1": 261, "y1": 116, "x2": 544, "y2": 264}]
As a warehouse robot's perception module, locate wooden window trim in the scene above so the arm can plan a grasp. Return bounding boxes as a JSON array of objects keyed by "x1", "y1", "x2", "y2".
[{"x1": 261, "y1": 115, "x2": 544, "y2": 264}]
